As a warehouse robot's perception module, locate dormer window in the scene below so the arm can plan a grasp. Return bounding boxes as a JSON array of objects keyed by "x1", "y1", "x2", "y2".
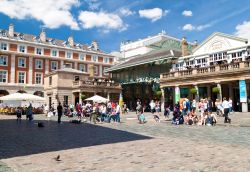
[
  {"x1": 35, "y1": 59, "x2": 43, "y2": 69},
  {"x1": 92, "y1": 55, "x2": 98, "y2": 62},
  {"x1": 18, "y1": 33, "x2": 24, "y2": 40},
  {"x1": 19, "y1": 45, "x2": 26, "y2": 53},
  {"x1": 48, "y1": 39, "x2": 56, "y2": 45},
  {"x1": 33, "y1": 36, "x2": 41, "y2": 43},
  {"x1": 66, "y1": 52, "x2": 72, "y2": 59},
  {"x1": 0, "y1": 30, "x2": 7, "y2": 37},
  {"x1": 36, "y1": 48, "x2": 43, "y2": 55}
]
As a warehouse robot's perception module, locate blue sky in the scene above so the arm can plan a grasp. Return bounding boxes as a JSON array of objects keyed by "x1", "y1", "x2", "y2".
[{"x1": 0, "y1": 0, "x2": 250, "y2": 53}]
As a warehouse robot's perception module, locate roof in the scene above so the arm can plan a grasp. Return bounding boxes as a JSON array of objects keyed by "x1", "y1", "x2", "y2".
[
  {"x1": 0, "y1": 28, "x2": 108, "y2": 54},
  {"x1": 106, "y1": 48, "x2": 182, "y2": 72},
  {"x1": 193, "y1": 32, "x2": 248, "y2": 53}
]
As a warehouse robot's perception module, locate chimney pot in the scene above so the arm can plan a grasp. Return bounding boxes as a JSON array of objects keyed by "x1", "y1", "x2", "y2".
[
  {"x1": 8, "y1": 23, "x2": 14, "y2": 37},
  {"x1": 40, "y1": 28, "x2": 46, "y2": 42},
  {"x1": 68, "y1": 36, "x2": 74, "y2": 47}
]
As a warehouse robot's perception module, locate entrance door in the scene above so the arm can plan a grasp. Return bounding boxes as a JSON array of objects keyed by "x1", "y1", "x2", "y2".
[{"x1": 233, "y1": 88, "x2": 240, "y2": 111}]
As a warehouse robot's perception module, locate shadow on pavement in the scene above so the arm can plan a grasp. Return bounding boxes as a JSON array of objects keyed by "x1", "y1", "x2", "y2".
[{"x1": 0, "y1": 119, "x2": 151, "y2": 159}]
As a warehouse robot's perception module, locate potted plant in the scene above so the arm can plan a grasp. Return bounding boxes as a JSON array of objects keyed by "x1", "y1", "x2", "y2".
[
  {"x1": 81, "y1": 94, "x2": 86, "y2": 101},
  {"x1": 212, "y1": 87, "x2": 220, "y2": 93},
  {"x1": 190, "y1": 87, "x2": 198, "y2": 94}
]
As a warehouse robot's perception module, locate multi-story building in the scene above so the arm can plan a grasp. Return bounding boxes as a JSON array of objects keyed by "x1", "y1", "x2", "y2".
[
  {"x1": 160, "y1": 32, "x2": 250, "y2": 112},
  {"x1": 0, "y1": 24, "x2": 114, "y2": 98}
]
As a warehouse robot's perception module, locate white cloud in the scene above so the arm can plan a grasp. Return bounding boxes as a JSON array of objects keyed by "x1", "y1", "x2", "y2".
[
  {"x1": 235, "y1": 21, "x2": 250, "y2": 40},
  {"x1": 118, "y1": 8, "x2": 135, "y2": 17},
  {"x1": 0, "y1": 0, "x2": 80, "y2": 30},
  {"x1": 182, "y1": 23, "x2": 211, "y2": 31},
  {"x1": 78, "y1": 11, "x2": 127, "y2": 32},
  {"x1": 182, "y1": 10, "x2": 193, "y2": 17},
  {"x1": 139, "y1": 8, "x2": 169, "y2": 22}
]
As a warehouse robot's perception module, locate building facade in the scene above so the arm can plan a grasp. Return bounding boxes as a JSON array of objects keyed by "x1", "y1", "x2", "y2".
[
  {"x1": 0, "y1": 24, "x2": 114, "y2": 97},
  {"x1": 160, "y1": 32, "x2": 250, "y2": 112}
]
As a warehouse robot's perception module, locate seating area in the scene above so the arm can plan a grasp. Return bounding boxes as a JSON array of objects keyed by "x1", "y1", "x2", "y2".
[{"x1": 0, "y1": 107, "x2": 44, "y2": 115}]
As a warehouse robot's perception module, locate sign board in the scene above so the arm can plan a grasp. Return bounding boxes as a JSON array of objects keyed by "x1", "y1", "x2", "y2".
[
  {"x1": 175, "y1": 87, "x2": 180, "y2": 103},
  {"x1": 239, "y1": 80, "x2": 247, "y2": 102}
]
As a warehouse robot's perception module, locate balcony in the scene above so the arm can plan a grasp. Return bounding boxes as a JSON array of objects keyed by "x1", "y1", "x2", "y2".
[
  {"x1": 72, "y1": 80, "x2": 121, "y2": 89},
  {"x1": 160, "y1": 61, "x2": 250, "y2": 86}
]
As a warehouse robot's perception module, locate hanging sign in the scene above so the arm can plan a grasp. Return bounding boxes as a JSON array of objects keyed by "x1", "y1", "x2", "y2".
[{"x1": 239, "y1": 80, "x2": 247, "y2": 102}]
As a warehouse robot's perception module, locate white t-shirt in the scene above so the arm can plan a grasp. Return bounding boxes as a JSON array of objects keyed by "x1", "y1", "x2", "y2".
[
  {"x1": 229, "y1": 99, "x2": 233, "y2": 108},
  {"x1": 150, "y1": 102, "x2": 155, "y2": 109},
  {"x1": 222, "y1": 100, "x2": 230, "y2": 109}
]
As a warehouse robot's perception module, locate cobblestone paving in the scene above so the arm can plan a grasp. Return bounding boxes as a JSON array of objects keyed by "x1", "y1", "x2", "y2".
[{"x1": 1, "y1": 112, "x2": 250, "y2": 172}]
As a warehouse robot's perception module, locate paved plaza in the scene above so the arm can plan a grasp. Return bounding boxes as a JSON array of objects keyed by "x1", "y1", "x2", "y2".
[{"x1": 0, "y1": 112, "x2": 250, "y2": 172}]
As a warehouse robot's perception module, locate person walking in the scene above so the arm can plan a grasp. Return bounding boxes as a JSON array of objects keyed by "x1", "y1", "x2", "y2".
[
  {"x1": 57, "y1": 102, "x2": 63, "y2": 124},
  {"x1": 27, "y1": 103, "x2": 33, "y2": 121},
  {"x1": 115, "y1": 102, "x2": 121, "y2": 123},
  {"x1": 222, "y1": 97, "x2": 231, "y2": 123}
]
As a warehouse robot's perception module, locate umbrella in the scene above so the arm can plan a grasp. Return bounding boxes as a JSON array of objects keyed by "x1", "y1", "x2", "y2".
[
  {"x1": 0, "y1": 93, "x2": 45, "y2": 101},
  {"x1": 85, "y1": 95, "x2": 108, "y2": 103}
]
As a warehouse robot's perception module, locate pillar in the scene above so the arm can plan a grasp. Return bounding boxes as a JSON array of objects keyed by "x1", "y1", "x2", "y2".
[
  {"x1": 207, "y1": 85, "x2": 211, "y2": 99},
  {"x1": 99, "y1": 65, "x2": 103, "y2": 77},
  {"x1": 239, "y1": 80, "x2": 248, "y2": 112},
  {"x1": 107, "y1": 92, "x2": 110, "y2": 101},
  {"x1": 60, "y1": 60, "x2": 64, "y2": 69},
  {"x1": 28, "y1": 57, "x2": 33, "y2": 85},
  {"x1": 217, "y1": 83, "x2": 222, "y2": 101},
  {"x1": 79, "y1": 92, "x2": 82, "y2": 104},
  {"x1": 161, "y1": 88, "x2": 165, "y2": 112},
  {"x1": 74, "y1": 62, "x2": 78, "y2": 70},
  {"x1": 45, "y1": 59, "x2": 49, "y2": 74},
  {"x1": 10, "y1": 54, "x2": 15, "y2": 83}
]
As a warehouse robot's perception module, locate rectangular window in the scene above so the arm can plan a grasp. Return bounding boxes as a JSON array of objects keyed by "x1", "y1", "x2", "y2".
[
  {"x1": 79, "y1": 54, "x2": 85, "y2": 60},
  {"x1": 74, "y1": 75, "x2": 79, "y2": 81},
  {"x1": 49, "y1": 76, "x2": 52, "y2": 85},
  {"x1": 18, "y1": 58, "x2": 26, "y2": 67},
  {"x1": 79, "y1": 64, "x2": 86, "y2": 72},
  {"x1": 0, "y1": 71, "x2": 7, "y2": 83},
  {"x1": 232, "y1": 53, "x2": 237, "y2": 58},
  {"x1": 66, "y1": 52, "x2": 72, "y2": 59},
  {"x1": 218, "y1": 53, "x2": 222, "y2": 59},
  {"x1": 64, "y1": 63, "x2": 72, "y2": 68},
  {"x1": 223, "y1": 52, "x2": 227, "y2": 59},
  {"x1": 0, "y1": 56, "x2": 8, "y2": 66},
  {"x1": 36, "y1": 48, "x2": 42, "y2": 55},
  {"x1": 237, "y1": 52, "x2": 242, "y2": 57},
  {"x1": 94, "y1": 66, "x2": 98, "y2": 75},
  {"x1": 51, "y1": 61, "x2": 58, "y2": 70},
  {"x1": 35, "y1": 73, "x2": 42, "y2": 84},
  {"x1": 0, "y1": 43, "x2": 7, "y2": 50},
  {"x1": 35, "y1": 59, "x2": 43, "y2": 69},
  {"x1": 104, "y1": 57, "x2": 109, "y2": 63},
  {"x1": 18, "y1": 72, "x2": 25, "y2": 84},
  {"x1": 19, "y1": 45, "x2": 26, "y2": 53},
  {"x1": 214, "y1": 54, "x2": 218, "y2": 60},
  {"x1": 64, "y1": 96, "x2": 68, "y2": 105},
  {"x1": 51, "y1": 50, "x2": 58, "y2": 57},
  {"x1": 103, "y1": 67, "x2": 109, "y2": 76},
  {"x1": 92, "y1": 55, "x2": 98, "y2": 62}
]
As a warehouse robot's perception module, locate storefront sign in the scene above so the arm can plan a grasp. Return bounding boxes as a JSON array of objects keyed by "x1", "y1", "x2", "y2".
[
  {"x1": 239, "y1": 80, "x2": 247, "y2": 102},
  {"x1": 175, "y1": 87, "x2": 180, "y2": 103}
]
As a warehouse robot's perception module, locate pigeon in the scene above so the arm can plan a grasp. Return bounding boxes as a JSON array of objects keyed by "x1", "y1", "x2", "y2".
[{"x1": 55, "y1": 155, "x2": 61, "y2": 161}]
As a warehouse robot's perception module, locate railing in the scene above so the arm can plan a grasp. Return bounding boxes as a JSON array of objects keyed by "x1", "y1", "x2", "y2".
[
  {"x1": 161, "y1": 61, "x2": 250, "y2": 79},
  {"x1": 73, "y1": 80, "x2": 120, "y2": 88}
]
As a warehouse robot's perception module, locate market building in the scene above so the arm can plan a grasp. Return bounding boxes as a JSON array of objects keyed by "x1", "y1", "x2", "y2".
[
  {"x1": 106, "y1": 32, "x2": 195, "y2": 111},
  {"x1": 160, "y1": 32, "x2": 250, "y2": 112},
  {"x1": 0, "y1": 24, "x2": 114, "y2": 99}
]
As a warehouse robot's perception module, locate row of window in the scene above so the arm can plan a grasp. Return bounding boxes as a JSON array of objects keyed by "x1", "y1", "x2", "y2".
[
  {"x1": 0, "y1": 42, "x2": 111, "y2": 63},
  {"x1": 0, "y1": 71, "x2": 42, "y2": 84}
]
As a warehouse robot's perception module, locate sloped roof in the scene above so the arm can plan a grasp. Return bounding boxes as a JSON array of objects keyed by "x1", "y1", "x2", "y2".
[{"x1": 106, "y1": 48, "x2": 182, "y2": 72}]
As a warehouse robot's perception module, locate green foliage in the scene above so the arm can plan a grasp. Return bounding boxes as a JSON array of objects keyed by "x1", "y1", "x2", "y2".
[
  {"x1": 80, "y1": 94, "x2": 86, "y2": 100},
  {"x1": 190, "y1": 87, "x2": 197, "y2": 94},
  {"x1": 212, "y1": 87, "x2": 220, "y2": 93}
]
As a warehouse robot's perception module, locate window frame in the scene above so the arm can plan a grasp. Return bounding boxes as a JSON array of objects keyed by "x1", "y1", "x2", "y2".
[
  {"x1": 104, "y1": 57, "x2": 109, "y2": 63},
  {"x1": 103, "y1": 67, "x2": 109, "y2": 76},
  {"x1": 0, "y1": 70, "x2": 8, "y2": 83},
  {"x1": 18, "y1": 45, "x2": 26, "y2": 53},
  {"x1": 79, "y1": 54, "x2": 85, "y2": 61},
  {"x1": 94, "y1": 66, "x2": 98, "y2": 75},
  {"x1": 35, "y1": 72, "x2": 43, "y2": 85},
  {"x1": 18, "y1": 71, "x2": 26, "y2": 84},
  {"x1": 51, "y1": 49, "x2": 58, "y2": 57},
  {"x1": 79, "y1": 64, "x2": 86, "y2": 72},
  {"x1": 18, "y1": 57, "x2": 26, "y2": 68},
  {"x1": 66, "y1": 51, "x2": 72, "y2": 59},
  {"x1": 0, "y1": 42, "x2": 8, "y2": 51},
  {"x1": 51, "y1": 61, "x2": 58, "y2": 70},
  {"x1": 36, "y1": 47, "x2": 43, "y2": 55},
  {"x1": 92, "y1": 55, "x2": 98, "y2": 62},
  {"x1": 35, "y1": 59, "x2": 43, "y2": 69},
  {"x1": 0, "y1": 55, "x2": 8, "y2": 66}
]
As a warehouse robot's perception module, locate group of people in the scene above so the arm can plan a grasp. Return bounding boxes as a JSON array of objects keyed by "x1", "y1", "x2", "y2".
[
  {"x1": 172, "y1": 97, "x2": 232, "y2": 125},
  {"x1": 45, "y1": 101, "x2": 122, "y2": 124}
]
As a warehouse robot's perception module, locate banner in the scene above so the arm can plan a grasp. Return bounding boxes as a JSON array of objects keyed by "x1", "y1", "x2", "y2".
[
  {"x1": 239, "y1": 80, "x2": 247, "y2": 102},
  {"x1": 175, "y1": 87, "x2": 180, "y2": 103}
]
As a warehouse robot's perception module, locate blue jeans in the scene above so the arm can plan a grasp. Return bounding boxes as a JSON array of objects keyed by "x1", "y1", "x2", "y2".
[{"x1": 116, "y1": 112, "x2": 120, "y2": 122}]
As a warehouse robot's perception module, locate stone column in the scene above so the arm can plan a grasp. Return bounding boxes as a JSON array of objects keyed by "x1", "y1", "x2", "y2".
[
  {"x1": 45, "y1": 59, "x2": 49, "y2": 74},
  {"x1": 74, "y1": 62, "x2": 78, "y2": 70},
  {"x1": 161, "y1": 88, "x2": 165, "y2": 112},
  {"x1": 28, "y1": 57, "x2": 33, "y2": 85},
  {"x1": 10, "y1": 54, "x2": 15, "y2": 83},
  {"x1": 99, "y1": 65, "x2": 103, "y2": 77},
  {"x1": 107, "y1": 92, "x2": 110, "y2": 101},
  {"x1": 207, "y1": 85, "x2": 211, "y2": 99},
  {"x1": 217, "y1": 82, "x2": 222, "y2": 101},
  {"x1": 79, "y1": 92, "x2": 82, "y2": 104}
]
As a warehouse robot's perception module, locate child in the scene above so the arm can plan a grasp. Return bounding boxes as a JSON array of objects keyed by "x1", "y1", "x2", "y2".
[{"x1": 139, "y1": 113, "x2": 146, "y2": 124}]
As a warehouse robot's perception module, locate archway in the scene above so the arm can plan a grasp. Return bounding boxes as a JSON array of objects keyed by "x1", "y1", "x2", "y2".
[
  {"x1": 34, "y1": 91, "x2": 44, "y2": 97},
  {"x1": 17, "y1": 90, "x2": 27, "y2": 93},
  {"x1": 0, "y1": 90, "x2": 9, "y2": 97}
]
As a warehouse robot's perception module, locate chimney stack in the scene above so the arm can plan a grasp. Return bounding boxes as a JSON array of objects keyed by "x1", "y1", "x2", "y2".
[
  {"x1": 181, "y1": 37, "x2": 189, "y2": 56},
  {"x1": 91, "y1": 40, "x2": 99, "y2": 50},
  {"x1": 8, "y1": 23, "x2": 14, "y2": 37},
  {"x1": 40, "y1": 28, "x2": 46, "y2": 42},
  {"x1": 68, "y1": 36, "x2": 74, "y2": 47}
]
